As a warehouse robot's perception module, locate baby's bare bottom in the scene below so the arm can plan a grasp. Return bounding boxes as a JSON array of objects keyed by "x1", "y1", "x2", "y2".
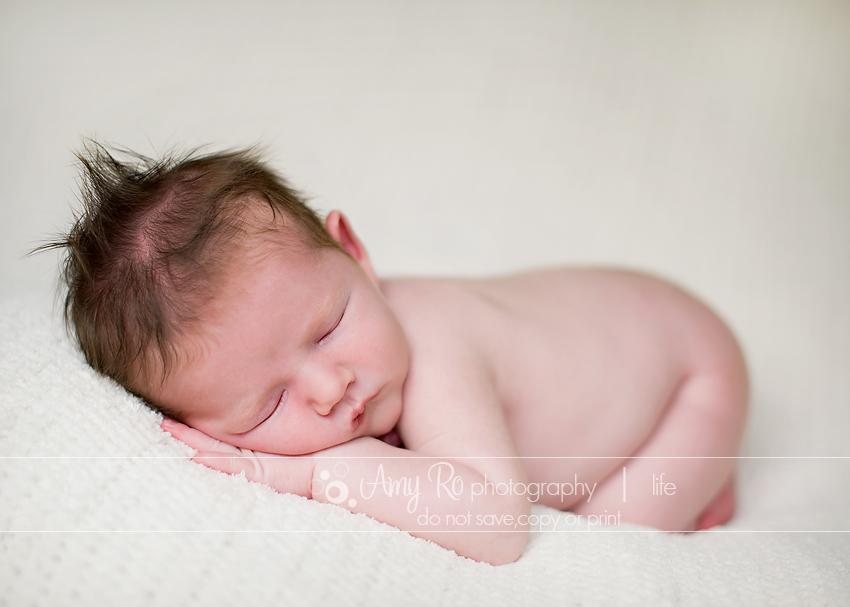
[{"x1": 572, "y1": 366, "x2": 747, "y2": 531}]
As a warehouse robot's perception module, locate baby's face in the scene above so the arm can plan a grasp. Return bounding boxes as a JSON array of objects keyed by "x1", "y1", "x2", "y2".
[{"x1": 150, "y1": 239, "x2": 409, "y2": 455}]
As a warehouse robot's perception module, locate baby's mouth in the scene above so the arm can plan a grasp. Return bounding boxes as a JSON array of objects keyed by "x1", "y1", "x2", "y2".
[
  {"x1": 348, "y1": 391, "x2": 378, "y2": 431},
  {"x1": 349, "y1": 400, "x2": 367, "y2": 430}
]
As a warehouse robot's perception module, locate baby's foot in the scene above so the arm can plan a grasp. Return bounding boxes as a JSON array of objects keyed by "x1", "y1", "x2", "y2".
[{"x1": 695, "y1": 477, "x2": 736, "y2": 530}]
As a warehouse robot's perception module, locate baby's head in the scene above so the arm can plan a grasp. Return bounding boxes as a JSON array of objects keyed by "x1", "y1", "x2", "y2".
[{"x1": 53, "y1": 143, "x2": 409, "y2": 454}]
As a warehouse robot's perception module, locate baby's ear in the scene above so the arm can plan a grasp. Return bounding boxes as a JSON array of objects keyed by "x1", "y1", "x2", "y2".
[{"x1": 324, "y1": 210, "x2": 378, "y2": 283}]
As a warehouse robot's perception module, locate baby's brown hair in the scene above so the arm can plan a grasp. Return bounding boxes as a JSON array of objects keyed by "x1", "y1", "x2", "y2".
[{"x1": 44, "y1": 142, "x2": 340, "y2": 413}]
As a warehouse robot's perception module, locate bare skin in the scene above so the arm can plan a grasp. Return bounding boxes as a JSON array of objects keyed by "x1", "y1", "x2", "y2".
[{"x1": 156, "y1": 210, "x2": 748, "y2": 565}]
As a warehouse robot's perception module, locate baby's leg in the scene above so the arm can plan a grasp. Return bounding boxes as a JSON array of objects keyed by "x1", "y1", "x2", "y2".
[{"x1": 573, "y1": 359, "x2": 747, "y2": 530}]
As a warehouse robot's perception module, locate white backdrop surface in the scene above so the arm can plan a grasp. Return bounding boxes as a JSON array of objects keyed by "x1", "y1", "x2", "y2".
[{"x1": 1, "y1": 1, "x2": 849, "y2": 605}]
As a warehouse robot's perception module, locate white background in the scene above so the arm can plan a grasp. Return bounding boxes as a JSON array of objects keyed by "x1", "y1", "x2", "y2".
[{"x1": 2, "y1": 0, "x2": 849, "y2": 463}]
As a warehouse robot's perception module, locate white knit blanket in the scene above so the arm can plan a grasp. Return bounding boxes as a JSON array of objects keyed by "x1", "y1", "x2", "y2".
[
  {"x1": 2, "y1": 1, "x2": 850, "y2": 603},
  {"x1": 1, "y1": 296, "x2": 847, "y2": 606}
]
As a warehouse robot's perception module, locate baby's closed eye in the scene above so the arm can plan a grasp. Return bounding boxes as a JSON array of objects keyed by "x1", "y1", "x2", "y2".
[
  {"x1": 317, "y1": 299, "x2": 348, "y2": 345},
  {"x1": 235, "y1": 391, "x2": 285, "y2": 435}
]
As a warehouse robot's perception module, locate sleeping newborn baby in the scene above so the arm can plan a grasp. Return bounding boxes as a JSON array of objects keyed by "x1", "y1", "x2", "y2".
[{"x1": 52, "y1": 144, "x2": 747, "y2": 565}]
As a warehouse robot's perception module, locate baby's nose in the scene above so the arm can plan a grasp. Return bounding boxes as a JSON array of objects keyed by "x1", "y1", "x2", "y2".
[{"x1": 309, "y1": 365, "x2": 355, "y2": 416}]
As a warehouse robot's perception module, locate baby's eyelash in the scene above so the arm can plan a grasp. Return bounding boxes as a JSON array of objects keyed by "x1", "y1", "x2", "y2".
[
  {"x1": 237, "y1": 391, "x2": 284, "y2": 434},
  {"x1": 318, "y1": 303, "x2": 347, "y2": 343},
  {"x1": 254, "y1": 392, "x2": 284, "y2": 429}
]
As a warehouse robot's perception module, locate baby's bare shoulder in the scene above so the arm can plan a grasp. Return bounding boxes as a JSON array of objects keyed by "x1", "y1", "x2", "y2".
[
  {"x1": 379, "y1": 276, "x2": 495, "y2": 373},
  {"x1": 378, "y1": 277, "x2": 513, "y2": 454},
  {"x1": 380, "y1": 277, "x2": 484, "y2": 325}
]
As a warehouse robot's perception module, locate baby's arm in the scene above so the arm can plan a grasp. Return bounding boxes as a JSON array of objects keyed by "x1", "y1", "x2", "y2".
[
  {"x1": 162, "y1": 394, "x2": 530, "y2": 565},
  {"x1": 310, "y1": 434, "x2": 530, "y2": 565}
]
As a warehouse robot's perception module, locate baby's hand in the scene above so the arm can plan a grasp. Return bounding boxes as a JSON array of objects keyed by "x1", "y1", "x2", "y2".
[{"x1": 160, "y1": 418, "x2": 314, "y2": 498}]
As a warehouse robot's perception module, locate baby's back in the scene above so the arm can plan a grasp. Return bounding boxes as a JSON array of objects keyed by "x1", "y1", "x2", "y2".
[{"x1": 381, "y1": 268, "x2": 741, "y2": 508}]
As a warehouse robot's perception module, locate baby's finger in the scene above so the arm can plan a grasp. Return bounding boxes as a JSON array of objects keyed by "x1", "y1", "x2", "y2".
[
  {"x1": 161, "y1": 418, "x2": 241, "y2": 454},
  {"x1": 193, "y1": 450, "x2": 261, "y2": 482}
]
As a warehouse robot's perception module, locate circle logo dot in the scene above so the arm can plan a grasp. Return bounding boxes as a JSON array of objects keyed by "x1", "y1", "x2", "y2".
[{"x1": 325, "y1": 480, "x2": 349, "y2": 505}]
